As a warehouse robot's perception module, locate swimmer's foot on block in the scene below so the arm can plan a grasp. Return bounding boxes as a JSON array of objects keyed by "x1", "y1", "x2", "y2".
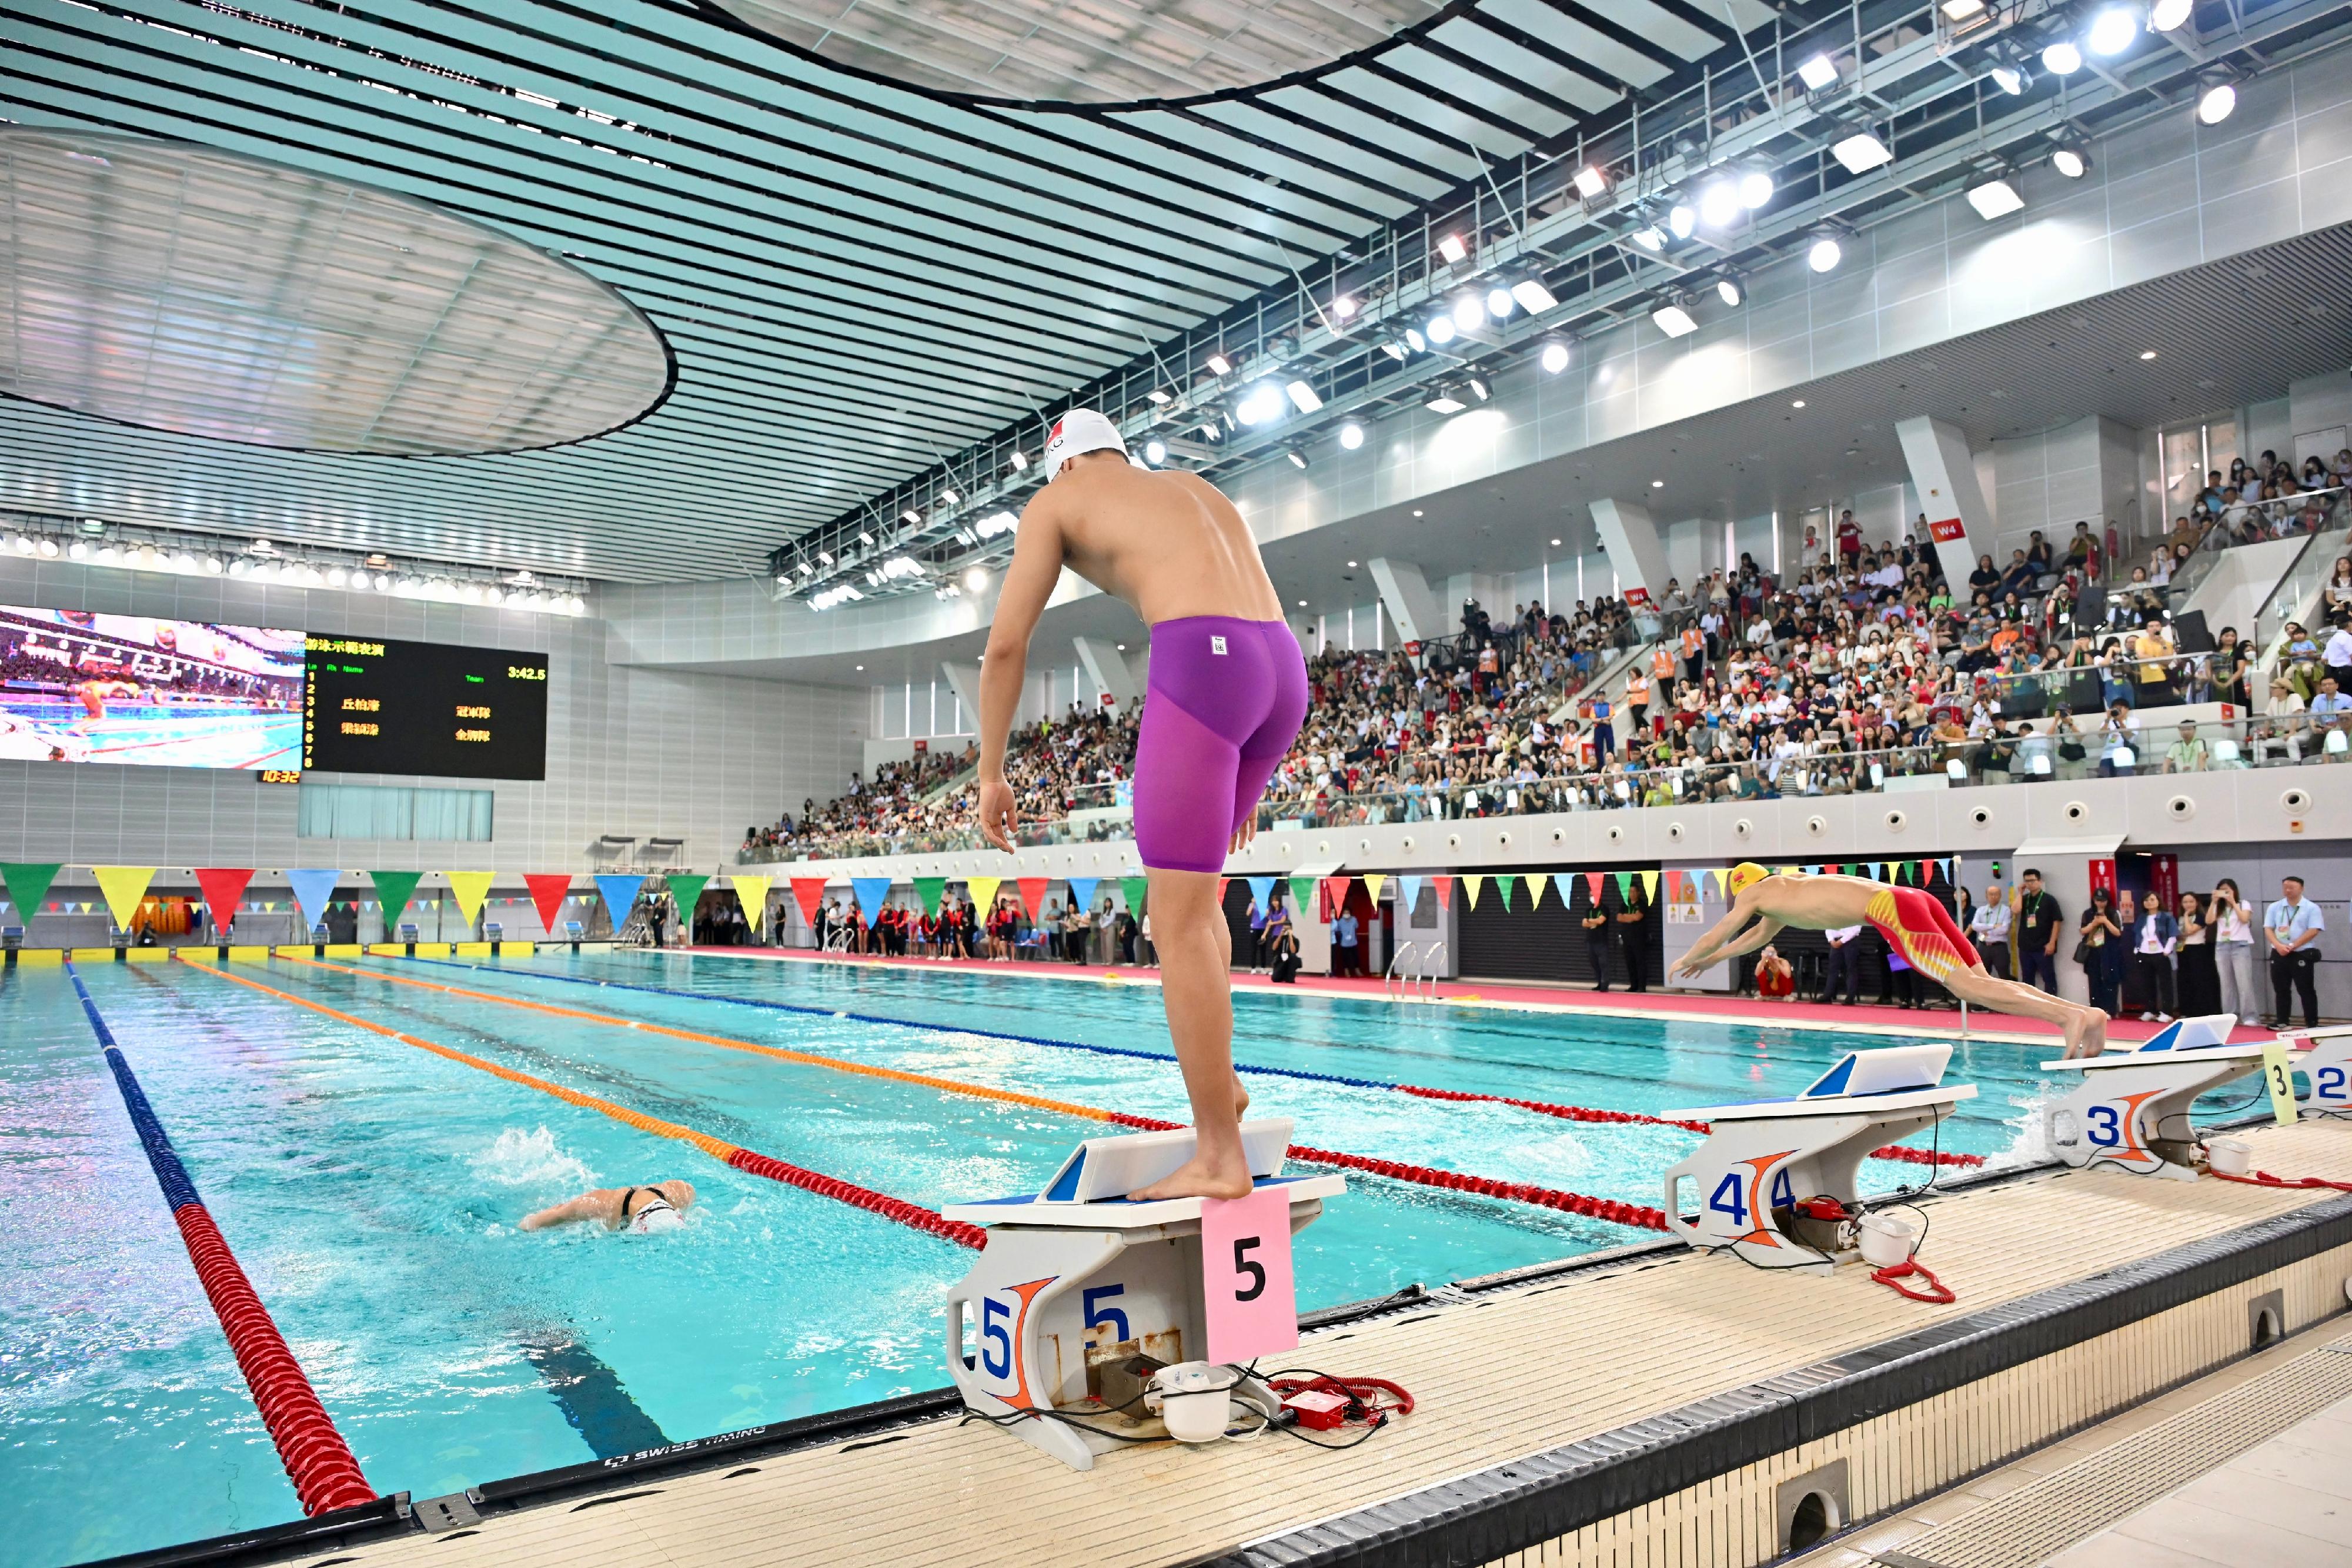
[
  {"x1": 1130, "y1": 1149, "x2": 1254, "y2": 1202},
  {"x1": 1035, "y1": 1120, "x2": 1290, "y2": 1204}
]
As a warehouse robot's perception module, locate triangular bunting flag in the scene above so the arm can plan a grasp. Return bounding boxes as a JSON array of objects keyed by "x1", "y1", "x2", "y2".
[
  {"x1": 1526, "y1": 872, "x2": 1550, "y2": 910},
  {"x1": 372, "y1": 870, "x2": 426, "y2": 927},
  {"x1": 1613, "y1": 871, "x2": 1636, "y2": 901},
  {"x1": 1433, "y1": 875, "x2": 1454, "y2": 909},
  {"x1": 1017, "y1": 877, "x2": 1049, "y2": 918},
  {"x1": 790, "y1": 877, "x2": 828, "y2": 926},
  {"x1": 1363, "y1": 874, "x2": 1387, "y2": 905},
  {"x1": 913, "y1": 877, "x2": 946, "y2": 918},
  {"x1": 595, "y1": 874, "x2": 647, "y2": 925},
  {"x1": 1321, "y1": 875, "x2": 1354, "y2": 918},
  {"x1": 445, "y1": 871, "x2": 497, "y2": 925},
  {"x1": 1067, "y1": 876, "x2": 1100, "y2": 913},
  {"x1": 1119, "y1": 875, "x2": 1147, "y2": 914},
  {"x1": 664, "y1": 875, "x2": 711, "y2": 931},
  {"x1": 93, "y1": 867, "x2": 158, "y2": 932},
  {"x1": 1, "y1": 863, "x2": 61, "y2": 921},
  {"x1": 1245, "y1": 875, "x2": 1277, "y2": 912},
  {"x1": 848, "y1": 876, "x2": 891, "y2": 919},
  {"x1": 1880, "y1": 862, "x2": 1896, "y2": 882},
  {"x1": 1396, "y1": 874, "x2": 1422, "y2": 915},
  {"x1": 194, "y1": 868, "x2": 254, "y2": 933},
  {"x1": 967, "y1": 875, "x2": 1003, "y2": 915},
  {"x1": 283, "y1": 868, "x2": 339, "y2": 934},
  {"x1": 1639, "y1": 870, "x2": 1659, "y2": 904},
  {"x1": 1494, "y1": 874, "x2": 1519, "y2": 911},
  {"x1": 1462, "y1": 874, "x2": 1485, "y2": 910},
  {"x1": 1289, "y1": 875, "x2": 1317, "y2": 917},
  {"x1": 1706, "y1": 868, "x2": 1725, "y2": 899},
  {"x1": 524, "y1": 873, "x2": 574, "y2": 934},
  {"x1": 1585, "y1": 871, "x2": 1606, "y2": 905},
  {"x1": 1217, "y1": 877, "x2": 1230, "y2": 907}
]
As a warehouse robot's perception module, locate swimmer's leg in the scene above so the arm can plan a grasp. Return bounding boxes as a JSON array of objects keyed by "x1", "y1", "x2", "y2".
[{"x1": 1128, "y1": 866, "x2": 1252, "y2": 1202}]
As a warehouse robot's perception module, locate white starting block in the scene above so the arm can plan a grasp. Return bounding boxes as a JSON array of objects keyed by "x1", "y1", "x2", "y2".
[
  {"x1": 2042, "y1": 1014, "x2": 2259, "y2": 1178},
  {"x1": 942, "y1": 1119, "x2": 1344, "y2": 1470},
  {"x1": 2283, "y1": 1025, "x2": 2352, "y2": 1114},
  {"x1": 1662, "y1": 1045, "x2": 1974, "y2": 1272}
]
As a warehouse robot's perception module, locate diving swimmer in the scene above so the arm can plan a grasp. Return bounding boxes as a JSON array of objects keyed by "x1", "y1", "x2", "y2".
[
  {"x1": 520, "y1": 1179, "x2": 694, "y2": 1233},
  {"x1": 977, "y1": 409, "x2": 1305, "y2": 1201},
  {"x1": 1672, "y1": 863, "x2": 2110, "y2": 1058}
]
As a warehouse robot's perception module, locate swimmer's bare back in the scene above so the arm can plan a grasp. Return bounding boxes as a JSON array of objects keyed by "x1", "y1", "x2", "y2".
[{"x1": 1021, "y1": 456, "x2": 1284, "y2": 627}]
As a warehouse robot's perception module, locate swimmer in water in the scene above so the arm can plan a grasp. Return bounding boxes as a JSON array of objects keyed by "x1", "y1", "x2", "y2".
[
  {"x1": 520, "y1": 1179, "x2": 694, "y2": 1233},
  {"x1": 978, "y1": 410, "x2": 1304, "y2": 1201}
]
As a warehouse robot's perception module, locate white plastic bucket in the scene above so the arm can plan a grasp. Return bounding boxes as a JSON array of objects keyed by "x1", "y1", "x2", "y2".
[
  {"x1": 2207, "y1": 1137, "x2": 2253, "y2": 1176},
  {"x1": 1857, "y1": 1212, "x2": 1917, "y2": 1268},
  {"x1": 1150, "y1": 1362, "x2": 1231, "y2": 1444}
]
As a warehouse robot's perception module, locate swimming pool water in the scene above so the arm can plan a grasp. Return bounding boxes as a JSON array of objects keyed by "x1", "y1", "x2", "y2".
[{"x1": 1, "y1": 951, "x2": 2153, "y2": 1565}]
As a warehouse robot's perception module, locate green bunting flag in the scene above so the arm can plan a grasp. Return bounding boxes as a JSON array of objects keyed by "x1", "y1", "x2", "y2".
[
  {"x1": 666, "y1": 874, "x2": 711, "y2": 917},
  {"x1": 1120, "y1": 875, "x2": 1147, "y2": 914},
  {"x1": 1289, "y1": 875, "x2": 1317, "y2": 916},
  {"x1": 1494, "y1": 874, "x2": 1519, "y2": 911},
  {"x1": 0, "y1": 862, "x2": 61, "y2": 919},
  {"x1": 913, "y1": 876, "x2": 947, "y2": 917},
  {"x1": 370, "y1": 870, "x2": 425, "y2": 923}
]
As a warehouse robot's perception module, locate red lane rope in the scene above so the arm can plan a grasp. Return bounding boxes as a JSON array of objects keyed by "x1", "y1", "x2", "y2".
[
  {"x1": 727, "y1": 1149, "x2": 986, "y2": 1249},
  {"x1": 173, "y1": 1206, "x2": 379, "y2": 1512},
  {"x1": 1100, "y1": 1111, "x2": 1672, "y2": 1232},
  {"x1": 1393, "y1": 1084, "x2": 1979, "y2": 1168}
]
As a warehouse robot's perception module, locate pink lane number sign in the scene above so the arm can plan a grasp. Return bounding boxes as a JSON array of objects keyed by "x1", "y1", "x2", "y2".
[{"x1": 1200, "y1": 1183, "x2": 1298, "y2": 1363}]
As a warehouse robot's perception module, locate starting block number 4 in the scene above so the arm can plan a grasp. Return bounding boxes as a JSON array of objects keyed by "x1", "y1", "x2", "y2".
[{"x1": 1202, "y1": 1186, "x2": 1298, "y2": 1363}]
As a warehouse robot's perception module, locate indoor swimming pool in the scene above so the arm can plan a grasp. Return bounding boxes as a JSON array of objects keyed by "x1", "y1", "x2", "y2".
[{"x1": 4, "y1": 952, "x2": 2099, "y2": 1564}]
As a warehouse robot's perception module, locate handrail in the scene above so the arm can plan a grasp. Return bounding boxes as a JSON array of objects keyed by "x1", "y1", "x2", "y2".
[
  {"x1": 1419, "y1": 942, "x2": 1446, "y2": 1003},
  {"x1": 1384, "y1": 942, "x2": 1418, "y2": 999}
]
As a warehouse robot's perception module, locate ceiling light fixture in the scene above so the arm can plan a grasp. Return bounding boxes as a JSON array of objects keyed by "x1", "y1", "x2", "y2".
[
  {"x1": 1146, "y1": 387, "x2": 1171, "y2": 404},
  {"x1": 1285, "y1": 449, "x2": 1309, "y2": 469},
  {"x1": 1206, "y1": 352, "x2": 1233, "y2": 376},
  {"x1": 1451, "y1": 293, "x2": 1486, "y2": 332},
  {"x1": 1967, "y1": 173, "x2": 2025, "y2": 218},
  {"x1": 1144, "y1": 438, "x2": 1168, "y2": 464},
  {"x1": 1426, "y1": 315, "x2": 1457, "y2": 345},
  {"x1": 1339, "y1": 422, "x2": 1366, "y2": 450},
  {"x1": 1437, "y1": 233, "x2": 1469, "y2": 263},
  {"x1": 2087, "y1": 6, "x2": 2140, "y2": 54},
  {"x1": 1631, "y1": 225, "x2": 1668, "y2": 251},
  {"x1": 1668, "y1": 203, "x2": 1696, "y2": 239},
  {"x1": 1990, "y1": 59, "x2": 2030, "y2": 93},
  {"x1": 1009, "y1": 449, "x2": 1029, "y2": 471},
  {"x1": 2196, "y1": 76, "x2": 2238, "y2": 123},
  {"x1": 1404, "y1": 327, "x2": 1428, "y2": 353},
  {"x1": 1697, "y1": 179, "x2": 1742, "y2": 227},
  {"x1": 1940, "y1": 0, "x2": 1987, "y2": 19},
  {"x1": 1652, "y1": 301, "x2": 1698, "y2": 337},
  {"x1": 1715, "y1": 275, "x2": 1744, "y2": 306},
  {"x1": 1486, "y1": 285, "x2": 1516, "y2": 320},
  {"x1": 2150, "y1": 0, "x2": 2193, "y2": 28},
  {"x1": 1330, "y1": 294, "x2": 1359, "y2": 321},
  {"x1": 1737, "y1": 170, "x2": 1774, "y2": 208},
  {"x1": 2050, "y1": 138, "x2": 2092, "y2": 178},
  {"x1": 1832, "y1": 131, "x2": 1894, "y2": 173},
  {"x1": 1807, "y1": 232, "x2": 1845, "y2": 272},
  {"x1": 1796, "y1": 53, "x2": 1839, "y2": 90},
  {"x1": 1572, "y1": 165, "x2": 1609, "y2": 198},
  {"x1": 1424, "y1": 388, "x2": 1468, "y2": 414},
  {"x1": 1510, "y1": 277, "x2": 1558, "y2": 313},
  {"x1": 2043, "y1": 39, "x2": 2084, "y2": 73},
  {"x1": 1284, "y1": 379, "x2": 1323, "y2": 413},
  {"x1": 1540, "y1": 340, "x2": 1571, "y2": 374},
  {"x1": 2140, "y1": 349, "x2": 2159, "y2": 359}
]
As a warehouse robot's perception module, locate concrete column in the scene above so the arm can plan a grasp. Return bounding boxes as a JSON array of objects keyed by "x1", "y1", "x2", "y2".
[
  {"x1": 1368, "y1": 557, "x2": 1444, "y2": 645},
  {"x1": 1587, "y1": 497, "x2": 1672, "y2": 607},
  {"x1": 1896, "y1": 416, "x2": 1997, "y2": 572},
  {"x1": 940, "y1": 660, "x2": 981, "y2": 727},
  {"x1": 1071, "y1": 637, "x2": 1138, "y2": 710}
]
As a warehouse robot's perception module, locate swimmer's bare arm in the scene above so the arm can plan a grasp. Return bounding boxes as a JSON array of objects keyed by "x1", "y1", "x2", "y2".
[
  {"x1": 976, "y1": 493, "x2": 1069, "y2": 854},
  {"x1": 520, "y1": 1187, "x2": 624, "y2": 1231},
  {"x1": 1670, "y1": 894, "x2": 1769, "y2": 978}
]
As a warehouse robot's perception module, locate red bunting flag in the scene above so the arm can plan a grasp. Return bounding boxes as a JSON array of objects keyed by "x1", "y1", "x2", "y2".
[
  {"x1": 1321, "y1": 875, "x2": 1354, "y2": 920},
  {"x1": 1432, "y1": 875, "x2": 1453, "y2": 909},
  {"x1": 1585, "y1": 871, "x2": 1605, "y2": 905},
  {"x1": 790, "y1": 877, "x2": 828, "y2": 926},
  {"x1": 524, "y1": 874, "x2": 574, "y2": 934},
  {"x1": 1017, "y1": 877, "x2": 1050, "y2": 918},
  {"x1": 193, "y1": 868, "x2": 253, "y2": 933}
]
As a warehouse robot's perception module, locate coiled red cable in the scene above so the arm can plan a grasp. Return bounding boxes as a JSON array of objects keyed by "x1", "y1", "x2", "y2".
[
  {"x1": 2209, "y1": 1168, "x2": 2352, "y2": 1193},
  {"x1": 1870, "y1": 1259, "x2": 1956, "y2": 1305}
]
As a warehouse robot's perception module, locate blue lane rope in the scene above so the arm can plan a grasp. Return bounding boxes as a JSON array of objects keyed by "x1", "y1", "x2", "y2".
[
  {"x1": 69, "y1": 964, "x2": 201, "y2": 1212},
  {"x1": 404, "y1": 955, "x2": 1401, "y2": 1091}
]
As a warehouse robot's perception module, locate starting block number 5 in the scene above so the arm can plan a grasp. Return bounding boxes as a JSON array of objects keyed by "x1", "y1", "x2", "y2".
[{"x1": 1200, "y1": 1186, "x2": 1298, "y2": 1363}]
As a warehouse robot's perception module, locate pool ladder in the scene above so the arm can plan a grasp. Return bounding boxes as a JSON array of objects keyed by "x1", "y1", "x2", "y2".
[{"x1": 1384, "y1": 941, "x2": 1444, "y2": 1002}]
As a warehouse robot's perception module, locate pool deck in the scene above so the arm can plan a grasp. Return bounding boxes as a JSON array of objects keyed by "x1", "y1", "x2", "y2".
[
  {"x1": 677, "y1": 944, "x2": 2256, "y2": 1047},
  {"x1": 317, "y1": 1116, "x2": 2352, "y2": 1568}
]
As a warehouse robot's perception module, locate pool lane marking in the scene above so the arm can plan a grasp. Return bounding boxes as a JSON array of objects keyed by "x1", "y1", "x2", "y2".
[
  {"x1": 64, "y1": 962, "x2": 378, "y2": 1517},
  {"x1": 409, "y1": 955, "x2": 1978, "y2": 1172},
  {"x1": 177, "y1": 957, "x2": 985, "y2": 1250},
  {"x1": 284, "y1": 954, "x2": 1669, "y2": 1231}
]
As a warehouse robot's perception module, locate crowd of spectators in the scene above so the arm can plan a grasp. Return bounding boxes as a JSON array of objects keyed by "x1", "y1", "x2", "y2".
[{"x1": 747, "y1": 466, "x2": 2352, "y2": 859}]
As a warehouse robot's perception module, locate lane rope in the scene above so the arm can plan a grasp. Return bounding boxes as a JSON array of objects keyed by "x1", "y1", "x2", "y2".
[
  {"x1": 176, "y1": 957, "x2": 984, "y2": 1250},
  {"x1": 409, "y1": 957, "x2": 1978, "y2": 1169},
  {"x1": 65, "y1": 963, "x2": 377, "y2": 1517},
  {"x1": 280, "y1": 954, "x2": 1670, "y2": 1230}
]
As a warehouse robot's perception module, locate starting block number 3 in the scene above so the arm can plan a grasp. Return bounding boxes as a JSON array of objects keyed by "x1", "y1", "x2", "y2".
[{"x1": 1201, "y1": 1186, "x2": 1298, "y2": 1363}]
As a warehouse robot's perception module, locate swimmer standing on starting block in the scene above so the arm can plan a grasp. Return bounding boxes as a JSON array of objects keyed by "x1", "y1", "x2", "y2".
[
  {"x1": 1672, "y1": 863, "x2": 2109, "y2": 1058},
  {"x1": 977, "y1": 410, "x2": 1305, "y2": 1201}
]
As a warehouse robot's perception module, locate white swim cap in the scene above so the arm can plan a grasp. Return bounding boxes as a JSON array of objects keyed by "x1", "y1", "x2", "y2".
[
  {"x1": 627, "y1": 1198, "x2": 684, "y2": 1235},
  {"x1": 1041, "y1": 409, "x2": 1128, "y2": 481}
]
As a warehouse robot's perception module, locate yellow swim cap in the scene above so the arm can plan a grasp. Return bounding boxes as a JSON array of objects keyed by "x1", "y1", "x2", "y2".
[{"x1": 1728, "y1": 861, "x2": 1769, "y2": 896}]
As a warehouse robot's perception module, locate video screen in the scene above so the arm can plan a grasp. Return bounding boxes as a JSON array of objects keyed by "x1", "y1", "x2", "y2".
[
  {"x1": 0, "y1": 607, "x2": 304, "y2": 769},
  {"x1": 302, "y1": 634, "x2": 549, "y2": 780}
]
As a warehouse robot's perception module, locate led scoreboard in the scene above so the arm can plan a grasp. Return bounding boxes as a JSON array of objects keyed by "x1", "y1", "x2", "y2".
[{"x1": 301, "y1": 636, "x2": 550, "y2": 780}]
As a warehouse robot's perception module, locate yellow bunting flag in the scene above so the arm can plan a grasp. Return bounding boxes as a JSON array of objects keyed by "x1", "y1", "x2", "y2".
[
  {"x1": 1639, "y1": 870, "x2": 1660, "y2": 904},
  {"x1": 967, "y1": 875, "x2": 1003, "y2": 912},
  {"x1": 92, "y1": 867, "x2": 157, "y2": 931},
  {"x1": 1462, "y1": 874, "x2": 1486, "y2": 910},
  {"x1": 1525, "y1": 872, "x2": 1551, "y2": 910},
  {"x1": 1362, "y1": 874, "x2": 1387, "y2": 905},
  {"x1": 445, "y1": 871, "x2": 496, "y2": 925},
  {"x1": 732, "y1": 875, "x2": 772, "y2": 934}
]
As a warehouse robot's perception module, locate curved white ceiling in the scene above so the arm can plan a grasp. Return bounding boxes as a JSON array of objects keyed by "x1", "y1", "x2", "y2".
[{"x1": 0, "y1": 128, "x2": 673, "y2": 454}]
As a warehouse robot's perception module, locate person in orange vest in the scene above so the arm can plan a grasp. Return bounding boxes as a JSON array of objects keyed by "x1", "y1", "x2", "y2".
[
  {"x1": 1649, "y1": 641, "x2": 1675, "y2": 687},
  {"x1": 1679, "y1": 622, "x2": 1706, "y2": 683},
  {"x1": 1625, "y1": 669, "x2": 1652, "y2": 740}
]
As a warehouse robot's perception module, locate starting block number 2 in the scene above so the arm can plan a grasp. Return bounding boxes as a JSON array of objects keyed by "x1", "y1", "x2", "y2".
[{"x1": 1201, "y1": 1186, "x2": 1298, "y2": 1363}]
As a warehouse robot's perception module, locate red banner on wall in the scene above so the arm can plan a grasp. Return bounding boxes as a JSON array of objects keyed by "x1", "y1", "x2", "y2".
[
  {"x1": 1928, "y1": 517, "x2": 1967, "y2": 543},
  {"x1": 2087, "y1": 858, "x2": 2117, "y2": 898}
]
